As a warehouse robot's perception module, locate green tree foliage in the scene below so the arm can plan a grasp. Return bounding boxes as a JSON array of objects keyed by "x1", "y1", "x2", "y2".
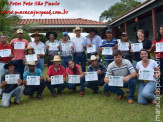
[{"x1": 99, "y1": 0, "x2": 141, "y2": 22}]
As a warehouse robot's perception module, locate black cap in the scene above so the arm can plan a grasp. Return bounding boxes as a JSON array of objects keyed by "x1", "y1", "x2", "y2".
[
  {"x1": 4, "y1": 61, "x2": 17, "y2": 69},
  {"x1": 106, "y1": 28, "x2": 112, "y2": 33}
]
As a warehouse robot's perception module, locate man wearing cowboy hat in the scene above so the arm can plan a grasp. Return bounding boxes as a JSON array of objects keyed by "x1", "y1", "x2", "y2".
[
  {"x1": 0, "y1": 34, "x2": 14, "y2": 99},
  {"x1": 71, "y1": 27, "x2": 87, "y2": 72},
  {"x1": 85, "y1": 28, "x2": 103, "y2": 63},
  {"x1": 60, "y1": 32, "x2": 74, "y2": 68},
  {"x1": 99, "y1": 28, "x2": 118, "y2": 67},
  {"x1": 85, "y1": 55, "x2": 107, "y2": 94},
  {"x1": 28, "y1": 31, "x2": 45, "y2": 72},
  {"x1": 0, "y1": 61, "x2": 24, "y2": 107},
  {"x1": 45, "y1": 31, "x2": 60, "y2": 67},
  {"x1": 46, "y1": 55, "x2": 68, "y2": 98},
  {"x1": 10, "y1": 29, "x2": 29, "y2": 80},
  {"x1": 23, "y1": 61, "x2": 45, "y2": 100}
]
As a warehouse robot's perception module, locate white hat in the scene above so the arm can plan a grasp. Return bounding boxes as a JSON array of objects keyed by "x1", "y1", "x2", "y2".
[
  {"x1": 73, "y1": 27, "x2": 83, "y2": 33},
  {"x1": 50, "y1": 55, "x2": 62, "y2": 62},
  {"x1": 17, "y1": 29, "x2": 23, "y2": 34},
  {"x1": 90, "y1": 55, "x2": 98, "y2": 61},
  {"x1": 27, "y1": 61, "x2": 36, "y2": 66}
]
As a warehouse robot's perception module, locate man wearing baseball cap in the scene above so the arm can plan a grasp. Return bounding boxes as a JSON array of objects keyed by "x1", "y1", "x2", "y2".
[{"x1": 10, "y1": 29, "x2": 29, "y2": 80}]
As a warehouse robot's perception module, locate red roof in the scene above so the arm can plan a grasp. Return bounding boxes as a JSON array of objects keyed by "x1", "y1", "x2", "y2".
[{"x1": 19, "y1": 18, "x2": 106, "y2": 25}]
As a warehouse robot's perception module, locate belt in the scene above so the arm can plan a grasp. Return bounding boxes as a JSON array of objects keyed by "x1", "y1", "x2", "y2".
[
  {"x1": 74, "y1": 52, "x2": 85, "y2": 54},
  {"x1": 139, "y1": 80, "x2": 152, "y2": 83},
  {"x1": 0, "y1": 61, "x2": 8, "y2": 63}
]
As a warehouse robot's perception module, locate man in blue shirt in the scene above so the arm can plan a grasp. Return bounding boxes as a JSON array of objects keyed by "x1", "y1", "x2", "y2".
[
  {"x1": 100, "y1": 28, "x2": 118, "y2": 67},
  {"x1": 23, "y1": 61, "x2": 45, "y2": 100}
]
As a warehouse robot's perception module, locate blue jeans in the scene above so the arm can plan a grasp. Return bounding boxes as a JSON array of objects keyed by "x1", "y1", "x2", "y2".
[
  {"x1": 13, "y1": 60, "x2": 25, "y2": 80},
  {"x1": 138, "y1": 81, "x2": 156, "y2": 104},
  {"x1": 132, "y1": 60, "x2": 137, "y2": 70},
  {"x1": 104, "y1": 60, "x2": 113, "y2": 68},
  {"x1": 104, "y1": 78, "x2": 137, "y2": 100},
  {"x1": 23, "y1": 81, "x2": 45, "y2": 96},
  {"x1": 0, "y1": 63, "x2": 6, "y2": 95},
  {"x1": 46, "y1": 81, "x2": 68, "y2": 94},
  {"x1": 85, "y1": 78, "x2": 104, "y2": 92},
  {"x1": 37, "y1": 57, "x2": 44, "y2": 72},
  {"x1": 74, "y1": 52, "x2": 86, "y2": 72},
  {"x1": 61, "y1": 56, "x2": 72, "y2": 68},
  {"x1": 68, "y1": 77, "x2": 85, "y2": 91},
  {"x1": 1, "y1": 86, "x2": 24, "y2": 108}
]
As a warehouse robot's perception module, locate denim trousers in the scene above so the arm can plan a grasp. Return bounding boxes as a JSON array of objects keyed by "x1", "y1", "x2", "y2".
[
  {"x1": 104, "y1": 78, "x2": 137, "y2": 100},
  {"x1": 138, "y1": 81, "x2": 156, "y2": 104},
  {"x1": 0, "y1": 63, "x2": 6, "y2": 95},
  {"x1": 61, "y1": 56, "x2": 72, "y2": 68},
  {"x1": 1, "y1": 86, "x2": 24, "y2": 108},
  {"x1": 13, "y1": 60, "x2": 25, "y2": 80},
  {"x1": 23, "y1": 81, "x2": 45, "y2": 96},
  {"x1": 68, "y1": 77, "x2": 85, "y2": 91},
  {"x1": 37, "y1": 57, "x2": 44, "y2": 72},
  {"x1": 46, "y1": 81, "x2": 68, "y2": 94},
  {"x1": 73, "y1": 52, "x2": 86, "y2": 72}
]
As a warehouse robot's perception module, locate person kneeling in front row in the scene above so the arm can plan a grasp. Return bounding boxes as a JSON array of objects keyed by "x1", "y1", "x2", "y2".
[
  {"x1": 23, "y1": 61, "x2": 45, "y2": 100},
  {"x1": 104, "y1": 50, "x2": 137, "y2": 104}
]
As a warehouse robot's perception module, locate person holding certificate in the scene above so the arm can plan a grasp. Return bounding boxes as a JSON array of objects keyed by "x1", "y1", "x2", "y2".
[
  {"x1": 66, "y1": 60, "x2": 85, "y2": 97},
  {"x1": 130, "y1": 29, "x2": 152, "y2": 69},
  {"x1": 10, "y1": 29, "x2": 29, "y2": 80},
  {"x1": 99, "y1": 28, "x2": 118, "y2": 67},
  {"x1": 104, "y1": 50, "x2": 137, "y2": 104},
  {"x1": 120, "y1": 32, "x2": 133, "y2": 63},
  {"x1": 0, "y1": 34, "x2": 14, "y2": 98},
  {"x1": 136, "y1": 49, "x2": 160, "y2": 105},
  {"x1": 23, "y1": 61, "x2": 45, "y2": 100},
  {"x1": 85, "y1": 55, "x2": 107, "y2": 94},
  {"x1": 46, "y1": 55, "x2": 68, "y2": 98},
  {"x1": 28, "y1": 32, "x2": 46, "y2": 72},
  {"x1": 85, "y1": 28, "x2": 103, "y2": 63},
  {"x1": 60, "y1": 32, "x2": 74, "y2": 68},
  {"x1": 71, "y1": 27, "x2": 87, "y2": 72},
  {"x1": 45, "y1": 31, "x2": 60, "y2": 67},
  {"x1": 151, "y1": 25, "x2": 163, "y2": 97},
  {"x1": 23, "y1": 46, "x2": 39, "y2": 71},
  {"x1": 0, "y1": 61, "x2": 23, "y2": 108}
]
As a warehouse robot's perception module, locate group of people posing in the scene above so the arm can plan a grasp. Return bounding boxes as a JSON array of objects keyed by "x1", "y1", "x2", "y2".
[{"x1": 0, "y1": 25, "x2": 163, "y2": 108}]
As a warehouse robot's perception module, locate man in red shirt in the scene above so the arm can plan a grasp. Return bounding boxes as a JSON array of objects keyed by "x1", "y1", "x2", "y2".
[
  {"x1": 0, "y1": 34, "x2": 14, "y2": 98},
  {"x1": 46, "y1": 55, "x2": 68, "y2": 98}
]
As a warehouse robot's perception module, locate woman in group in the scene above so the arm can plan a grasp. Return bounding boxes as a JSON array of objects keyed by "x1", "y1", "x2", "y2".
[
  {"x1": 151, "y1": 25, "x2": 163, "y2": 96},
  {"x1": 131, "y1": 29, "x2": 152, "y2": 69},
  {"x1": 23, "y1": 46, "x2": 39, "y2": 71},
  {"x1": 136, "y1": 49, "x2": 160, "y2": 105},
  {"x1": 66, "y1": 60, "x2": 85, "y2": 97}
]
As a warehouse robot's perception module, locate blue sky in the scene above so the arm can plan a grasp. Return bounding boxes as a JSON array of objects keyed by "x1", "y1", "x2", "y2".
[{"x1": 10, "y1": 0, "x2": 146, "y2": 21}]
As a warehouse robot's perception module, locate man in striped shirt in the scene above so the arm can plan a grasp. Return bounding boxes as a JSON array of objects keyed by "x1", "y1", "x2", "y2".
[
  {"x1": 100, "y1": 28, "x2": 118, "y2": 67},
  {"x1": 104, "y1": 50, "x2": 137, "y2": 104}
]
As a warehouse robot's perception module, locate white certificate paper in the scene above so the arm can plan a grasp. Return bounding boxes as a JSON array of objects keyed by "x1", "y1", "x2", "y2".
[
  {"x1": 34, "y1": 48, "x2": 45, "y2": 54},
  {"x1": 27, "y1": 76, "x2": 40, "y2": 85},
  {"x1": 62, "y1": 44, "x2": 70, "y2": 52},
  {"x1": 25, "y1": 54, "x2": 37, "y2": 62},
  {"x1": 102, "y1": 47, "x2": 113, "y2": 55},
  {"x1": 139, "y1": 69, "x2": 155, "y2": 81},
  {"x1": 68, "y1": 75, "x2": 80, "y2": 84},
  {"x1": 108, "y1": 76, "x2": 124, "y2": 87},
  {"x1": 0, "y1": 49, "x2": 11, "y2": 57},
  {"x1": 49, "y1": 43, "x2": 59, "y2": 51},
  {"x1": 156, "y1": 43, "x2": 163, "y2": 52},
  {"x1": 131, "y1": 43, "x2": 143, "y2": 52},
  {"x1": 87, "y1": 45, "x2": 96, "y2": 53},
  {"x1": 118, "y1": 43, "x2": 129, "y2": 51},
  {"x1": 14, "y1": 42, "x2": 25, "y2": 49},
  {"x1": 5, "y1": 74, "x2": 20, "y2": 84},
  {"x1": 85, "y1": 72, "x2": 98, "y2": 81},
  {"x1": 51, "y1": 75, "x2": 64, "y2": 85}
]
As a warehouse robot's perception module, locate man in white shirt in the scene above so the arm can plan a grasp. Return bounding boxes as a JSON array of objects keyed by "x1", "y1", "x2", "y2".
[{"x1": 71, "y1": 27, "x2": 87, "y2": 72}]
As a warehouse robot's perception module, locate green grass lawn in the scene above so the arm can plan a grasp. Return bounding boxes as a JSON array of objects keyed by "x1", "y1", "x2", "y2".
[{"x1": 0, "y1": 68, "x2": 163, "y2": 122}]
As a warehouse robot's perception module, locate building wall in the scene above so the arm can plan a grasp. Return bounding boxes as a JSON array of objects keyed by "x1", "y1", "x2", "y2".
[{"x1": 119, "y1": 11, "x2": 163, "y2": 42}]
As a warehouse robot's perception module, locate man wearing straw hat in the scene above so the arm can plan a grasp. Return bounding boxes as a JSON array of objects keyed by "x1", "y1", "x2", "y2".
[
  {"x1": 46, "y1": 55, "x2": 68, "y2": 98},
  {"x1": 85, "y1": 55, "x2": 107, "y2": 94},
  {"x1": 10, "y1": 29, "x2": 29, "y2": 80},
  {"x1": 23, "y1": 61, "x2": 45, "y2": 100},
  {"x1": 28, "y1": 32, "x2": 45, "y2": 72},
  {"x1": 71, "y1": 27, "x2": 87, "y2": 72}
]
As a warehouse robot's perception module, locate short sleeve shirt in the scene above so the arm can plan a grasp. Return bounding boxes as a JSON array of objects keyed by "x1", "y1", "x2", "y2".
[
  {"x1": 45, "y1": 40, "x2": 59, "y2": 56},
  {"x1": 153, "y1": 38, "x2": 163, "y2": 58},
  {"x1": 66, "y1": 64, "x2": 80, "y2": 75}
]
